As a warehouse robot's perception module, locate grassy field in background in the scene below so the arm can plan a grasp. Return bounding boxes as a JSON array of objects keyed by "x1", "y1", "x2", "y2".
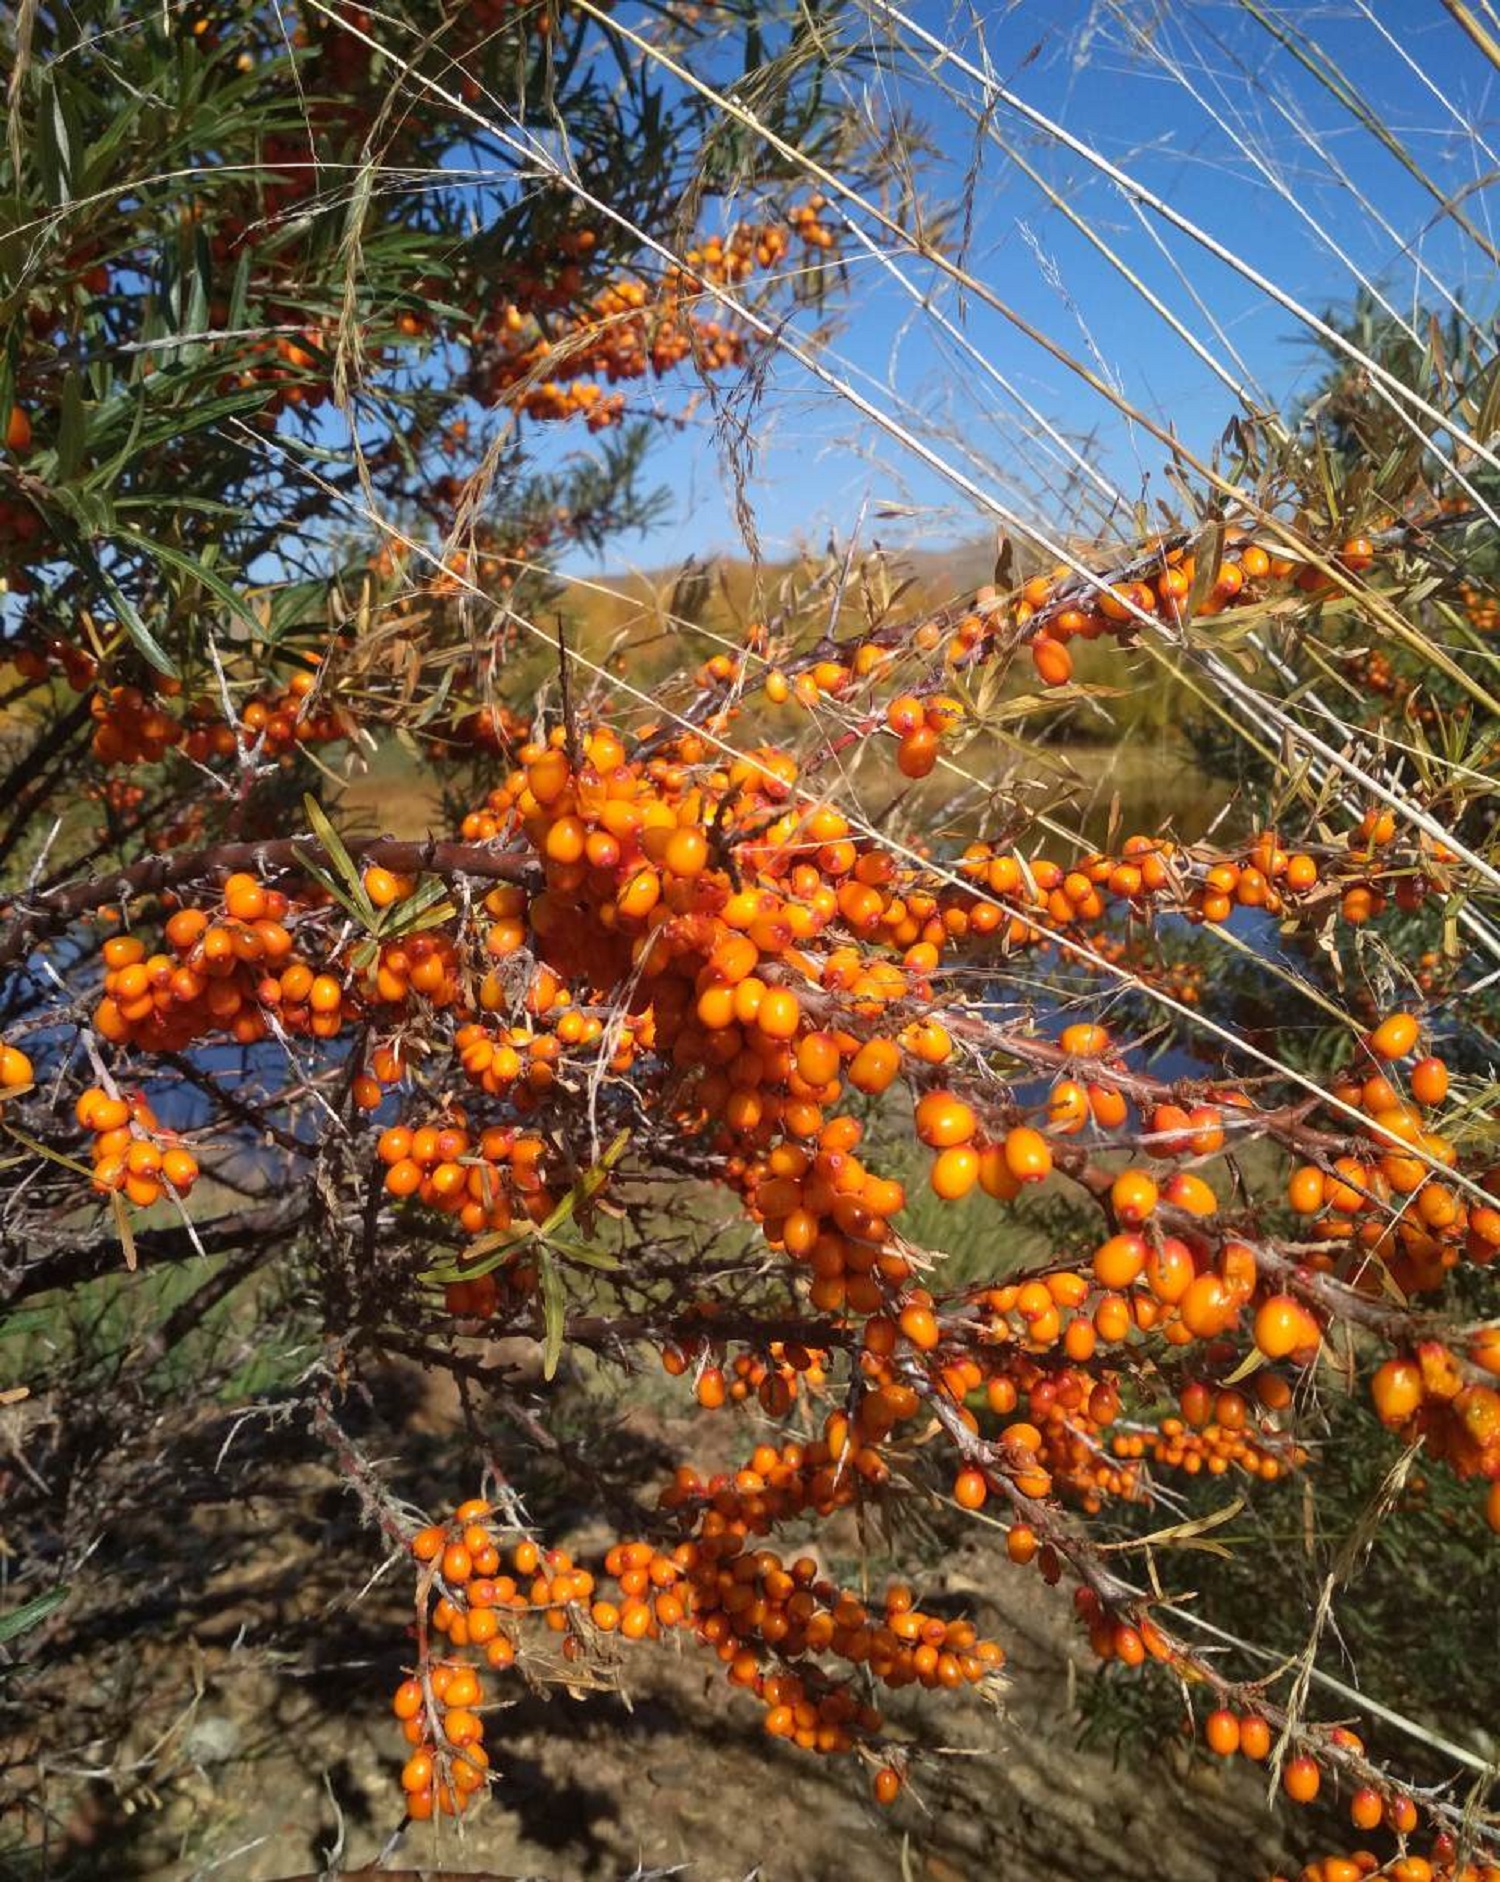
[{"x1": 331, "y1": 538, "x2": 1216, "y2": 844}]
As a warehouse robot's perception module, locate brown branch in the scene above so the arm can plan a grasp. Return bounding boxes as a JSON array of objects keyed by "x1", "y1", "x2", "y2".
[
  {"x1": 2, "y1": 1196, "x2": 307, "y2": 1306},
  {"x1": 0, "y1": 835, "x2": 537, "y2": 968}
]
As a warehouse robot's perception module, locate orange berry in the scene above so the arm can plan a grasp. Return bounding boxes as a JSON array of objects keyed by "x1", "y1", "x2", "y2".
[
  {"x1": 1288, "y1": 1166, "x2": 1326, "y2": 1215},
  {"x1": 1371, "y1": 1357, "x2": 1423, "y2": 1426},
  {"x1": 796, "y1": 1031, "x2": 842, "y2": 1086},
  {"x1": 1006, "y1": 1524, "x2": 1037, "y2": 1565},
  {"x1": 1369, "y1": 1012, "x2": 1420, "y2": 1061},
  {"x1": 309, "y1": 973, "x2": 343, "y2": 1015},
  {"x1": 1238, "y1": 1715, "x2": 1271, "y2": 1760},
  {"x1": 930, "y1": 1143, "x2": 980, "y2": 1200},
  {"x1": 1252, "y1": 1294, "x2": 1317, "y2": 1361},
  {"x1": 1283, "y1": 1755, "x2": 1320, "y2": 1804},
  {"x1": 849, "y1": 1038, "x2": 901, "y2": 1094},
  {"x1": 1093, "y1": 1233, "x2": 1146, "y2": 1290},
  {"x1": 1110, "y1": 1169, "x2": 1157, "y2": 1225},
  {"x1": 1203, "y1": 1709, "x2": 1240, "y2": 1756},
  {"x1": 1032, "y1": 635, "x2": 1073, "y2": 687},
  {"x1": 756, "y1": 987, "x2": 801, "y2": 1040},
  {"x1": 385, "y1": 1157, "x2": 423, "y2": 1198},
  {"x1": 898, "y1": 1302, "x2": 940, "y2": 1351},
  {"x1": 664, "y1": 826, "x2": 708, "y2": 878},
  {"x1": 915, "y1": 1090, "x2": 977, "y2": 1147},
  {"x1": 953, "y1": 1467, "x2": 988, "y2": 1510},
  {"x1": 1178, "y1": 1273, "x2": 1236, "y2": 1339},
  {"x1": 1409, "y1": 1056, "x2": 1448, "y2": 1105},
  {"x1": 896, "y1": 727, "x2": 939, "y2": 777},
  {"x1": 223, "y1": 872, "x2": 267, "y2": 921},
  {"x1": 1002, "y1": 1126, "x2": 1052, "y2": 1184},
  {"x1": 364, "y1": 866, "x2": 404, "y2": 907},
  {"x1": 401, "y1": 1749, "x2": 434, "y2": 1793},
  {"x1": 872, "y1": 1766, "x2": 903, "y2": 1806},
  {"x1": 0, "y1": 1044, "x2": 35, "y2": 1090},
  {"x1": 161, "y1": 1148, "x2": 199, "y2": 1193}
]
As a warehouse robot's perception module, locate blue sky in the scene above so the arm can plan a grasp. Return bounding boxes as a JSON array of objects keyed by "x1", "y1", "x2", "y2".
[{"x1": 549, "y1": 0, "x2": 1500, "y2": 574}]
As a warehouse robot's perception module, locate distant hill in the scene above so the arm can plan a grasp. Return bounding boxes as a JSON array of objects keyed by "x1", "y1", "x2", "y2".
[{"x1": 554, "y1": 536, "x2": 1000, "y2": 667}]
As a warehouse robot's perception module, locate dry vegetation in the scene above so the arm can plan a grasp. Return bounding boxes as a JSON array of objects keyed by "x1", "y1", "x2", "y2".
[{"x1": 2, "y1": 6, "x2": 1499, "y2": 1882}]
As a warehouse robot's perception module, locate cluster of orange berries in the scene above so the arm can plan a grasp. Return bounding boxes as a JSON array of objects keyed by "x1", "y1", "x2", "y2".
[
  {"x1": 447, "y1": 700, "x2": 533, "y2": 756},
  {"x1": 376, "y1": 1115, "x2": 556, "y2": 1249},
  {"x1": 59, "y1": 713, "x2": 1498, "y2": 1538},
  {"x1": 1371, "y1": 1340, "x2": 1500, "y2": 1531},
  {"x1": 109, "y1": 671, "x2": 344, "y2": 767},
  {"x1": 95, "y1": 886, "x2": 314, "y2": 1051},
  {"x1": 741, "y1": 1122, "x2": 913, "y2": 1317},
  {"x1": 1116, "y1": 1378, "x2": 1301, "y2": 1485},
  {"x1": 945, "y1": 822, "x2": 1447, "y2": 943},
  {"x1": 366, "y1": 927, "x2": 464, "y2": 1012},
  {"x1": 468, "y1": 209, "x2": 834, "y2": 430},
  {"x1": 11, "y1": 635, "x2": 97, "y2": 690},
  {"x1": 1339, "y1": 648, "x2": 1441, "y2": 732},
  {"x1": 220, "y1": 327, "x2": 331, "y2": 421},
  {"x1": 670, "y1": 1341, "x2": 829, "y2": 1417},
  {"x1": 392, "y1": 1500, "x2": 539, "y2": 1818},
  {"x1": 75, "y1": 1085, "x2": 199, "y2": 1206},
  {"x1": 722, "y1": 534, "x2": 1381, "y2": 706},
  {"x1": 97, "y1": 777, "x2": 147, "y2": 818},
  {"x1": 89, "y1": 685, "x2": 183, "y2": 766},
  {"x1": 1078, "y1": 931, "x2": 1208, "y2": 1005},
  {"x1": 179, "y1": 667, "x2": 354, "y2": 764},
  {"x1": 757, "y1": 635, "x2": 901, "y2": 712},
  {"x1": 7, "y1": 645, "x2": 351, "y2": 772},
  {"x1": 1289, "y1": 1019, "x2": 1500, "y2": 1289},
  {"x1": 0, "y1": 1041, "x2": 35, "y2": 1097},
  {"x1": 651, "y1": 1442, "x2": 1004, "y2": 1771},
  {"x1": 396, "y1": 1481, "x2": 998, "y2": 1816},
  {"x1": 1458, "y1": 579, "x2": 1499, "y2": 633},
  {"x1": 1275, "y1": 1843, "x2": 1497, "y2": 1882},
  {"x1": 454, "y1": 1010, "x2": 609, "y2": 1101},
  {"x1": 1008, "y1": 533, "x2": 1380, "y2": 688},
  {"x1": 1073, "y1": 1585, "x2": 1176, "y2": 1670}
]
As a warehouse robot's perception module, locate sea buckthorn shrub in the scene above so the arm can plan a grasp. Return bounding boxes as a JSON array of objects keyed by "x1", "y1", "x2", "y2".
[{"x1": 2, "y1": 6, "x2": 1500, "y2": 1881}]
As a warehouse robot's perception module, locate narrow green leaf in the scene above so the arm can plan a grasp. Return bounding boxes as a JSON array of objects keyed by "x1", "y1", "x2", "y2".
[
  {"x1": 86, "y1": 551, "x2": 177, "y2": 678},
  {"x1": 296, "y1": 856, "x2": 366, "y2": 924},
  {"x1": 547, "y1": 1237, "x2": 621, "y2": 1272},
  {"x1": 3, "y1": 1125, "x2": 94, "y2": 1181},
  {"x1": 381, "y1": 899, "x2": 457, "y2": 942},
  {"x1": 55, "y1": 369, "x2": 87, "y2": 481},
  {"x1": 0, "y1": 1587, "x2": 69, "y2": 1647},
  {"x1": 387, "y1": 877, "x2": 452, "y2": 923},
  {"x1": 302, "y1": 795, "x2": 376, "y2": 921},
  {"x1": 37, "y1": 76, "x2": 74, "y2": 205},
  {"x1": 111, "y1": 1188, "x2": 138, "y2": 1274},
  {"x1": 536, "y1": 1131, "x2": 631, "y2": 1239},
  {"x1": 227, "y1": 244, "x2": 254, "y2": 331},
  {"x1": 421, "y1": 1233, "x2": 520, "y2": 1285},
  {"x1": 539, "y1": 1244, "x2": 565, "y2": 1382},
  {"x1": 113, "y1": 527, "x2": 258, "y2": 636}
]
